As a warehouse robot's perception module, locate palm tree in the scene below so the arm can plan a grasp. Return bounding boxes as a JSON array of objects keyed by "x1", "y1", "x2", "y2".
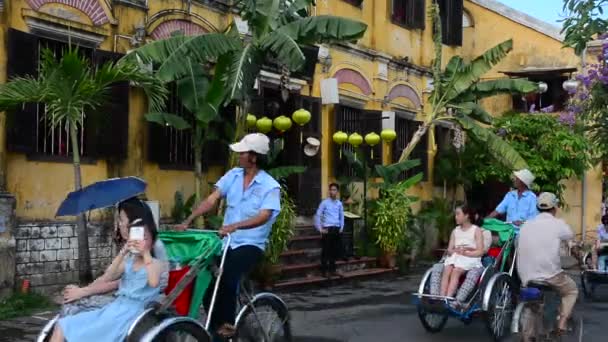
[
  {"x1": 0, "y1": 47, "x2": 167, "y2": 282},
  {"x1": 125, "y1": 0, "x2": 367, "y2": 146},
  {"x1": 397, "y1": 3, "x2": 537, "y2": 169}
]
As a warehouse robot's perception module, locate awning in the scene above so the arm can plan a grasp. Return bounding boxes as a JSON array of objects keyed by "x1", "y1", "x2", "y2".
[{"x1": 500, "y1": 66, "x2": 577, "y2": 77}]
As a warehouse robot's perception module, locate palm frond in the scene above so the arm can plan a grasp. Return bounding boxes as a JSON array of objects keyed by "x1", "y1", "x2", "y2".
[
  {"x1": 261, "y1": 31, "x2": 306, "y2": 71},
  {"x1": 122, "y1": 33, "x2": 240, "y2": 81},
  {"x1": 443, "y1": 40, "x2": 513, "y2": 103},
  {"x1": 374, "y1": 159, "x2": 421, "y2": 185},
  {"x1": 0, "y1": 77, "x2": 44, "y2": 110},
  {"x1": 455, "y1": 78, "x2": 539, "y2": 103},
  {"x1": 452, "y1": 102, "x2": 493, "y2": 125},
  {"x1": 145, "y1": 112, "x2": 192, "y2": 130},
  {"x1": 225, "y1": 44, "x2": 262, "y2": 103},
  {"x1": 275, "y1": 15, "x2": 367, "y2": 45},
  {"x1": 454, "y1": 115, "x2": 528, "y2": 170}
]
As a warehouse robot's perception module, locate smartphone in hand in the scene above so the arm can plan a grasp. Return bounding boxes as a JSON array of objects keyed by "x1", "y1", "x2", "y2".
[{"x1": 129, "y1": 226, "x2": 145, "y2": 254}]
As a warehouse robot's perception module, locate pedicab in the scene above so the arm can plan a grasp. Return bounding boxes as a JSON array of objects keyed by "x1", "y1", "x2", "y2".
[
  {"x1": 38, "y1": 230, "x2": 292, "y2": 341},
  {"x1": 580, "y1": 241, "x2": 608, "y2": 298},
  {"x1": 413, "y1": 219, "x2": 517, "y2": 341}
]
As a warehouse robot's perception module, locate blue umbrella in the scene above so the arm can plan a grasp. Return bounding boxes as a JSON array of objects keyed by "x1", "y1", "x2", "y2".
[{"x1": 56, "y1": 177, "x2": 147, "y2": 217}]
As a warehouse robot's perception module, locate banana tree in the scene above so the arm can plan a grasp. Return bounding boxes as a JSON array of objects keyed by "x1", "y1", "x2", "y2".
[
  {"x1": 397, "y1": 3, "x2": 537, "y2": 170},
  {"x1": 125, "y1": 0, "x2": 367, "y2": 149},
  {"x1": 0, "y1": 48, "x2": 167, "y2": 282},
  {"x1": 145, "y1": 57, "x2": 234, "y2": 216}
]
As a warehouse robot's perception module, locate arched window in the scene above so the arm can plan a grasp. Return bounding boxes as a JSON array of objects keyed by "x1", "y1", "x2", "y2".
[{"x1": 463, "y1": 10, "x2": 474, "y2": 28}]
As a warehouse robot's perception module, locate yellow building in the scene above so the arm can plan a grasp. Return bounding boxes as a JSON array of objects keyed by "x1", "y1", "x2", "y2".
[{"x1": 0, "y1": 0, "x2": 602, "y2": 293}]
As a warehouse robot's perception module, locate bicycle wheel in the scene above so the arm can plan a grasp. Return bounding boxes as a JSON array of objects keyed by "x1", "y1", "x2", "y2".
[
  {"x1": 234, "y1": 295, "x2": 291, "y2": 342},
  {"x1": 580, "y1": 271, "x2": 595, "y2": 299},
  {"x1": 416, "y1": 269, "x2": 448, "y2": 333},
  {"x1": 484, "y1": 273, "x2": 516, "y2": 341},
  {"x1": 148, "y1": 320, "x2": 211, "y2": 342}
]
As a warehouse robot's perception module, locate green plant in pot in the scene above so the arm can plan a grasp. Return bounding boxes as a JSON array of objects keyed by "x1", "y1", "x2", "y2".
[{"x1": 370, "y1": 161, "x2": 422, "y2": 268}]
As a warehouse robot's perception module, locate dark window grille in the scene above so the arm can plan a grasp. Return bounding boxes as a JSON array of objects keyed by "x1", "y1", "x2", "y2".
[{"x1": 392, "y1": 114, "x2": 428, "y2": 180}]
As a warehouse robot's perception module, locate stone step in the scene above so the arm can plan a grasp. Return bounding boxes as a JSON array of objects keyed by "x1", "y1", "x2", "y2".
[
  {"x1": 287, "y1": 235, "x2": 322, "y2": 250},
  {"x1": 273, "y1": 267, "x2": 397, "y2": 290},
  {"x1": 279, "y1": 248, "x2": 321, "y2": 266},
  {"x1": 276, "y1": 256, "x2": 378, "y2": 280},
  {"x1": 293, "y1": 226, "x2": 318, "y2": 237}
]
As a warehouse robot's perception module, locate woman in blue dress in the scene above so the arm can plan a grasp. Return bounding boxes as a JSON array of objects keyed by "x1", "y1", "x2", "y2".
[{"x1": 50, "y1": 217, "x2": 163, "y2": 342}]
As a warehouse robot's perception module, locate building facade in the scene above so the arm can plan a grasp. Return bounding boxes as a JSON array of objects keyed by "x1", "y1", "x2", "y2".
[{"x1": 0, "y1": 0, "x2": 601, "y2": 293}]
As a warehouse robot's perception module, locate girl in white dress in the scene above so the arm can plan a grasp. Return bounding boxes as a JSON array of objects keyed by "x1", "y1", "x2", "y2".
[{"x1": 440, "y1": 206, "x2": 484, "y2": 298}]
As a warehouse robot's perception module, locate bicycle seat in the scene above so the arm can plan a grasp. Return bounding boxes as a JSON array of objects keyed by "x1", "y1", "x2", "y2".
[{"x1": 527, "y1": 280, "x2": 553, "y2": 292}]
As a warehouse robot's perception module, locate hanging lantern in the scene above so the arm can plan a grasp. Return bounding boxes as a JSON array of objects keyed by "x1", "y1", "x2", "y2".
[
  {"x1": 365, "y1": 132, "x2": 381, "y2": 159},
  {"x1": 256, "y1": 117, "x2": 273, "y2": 134},
  {"x1": 563, "y1": 79, "x2": 580, "y2": 93},
  {"x1": 273, "y1": 115, "x2": 292, "y2": 132},
  {"x1": 246, "y1": 114, "x2": 257, "y2": 129},
  {"x1": 348, "y1": 133, "x2": 363, "y2": 160},
  {"x1": 381, "y1": 129, "x2": 397, "y2": 144},
  {"x1": 292, "y1": 108, "x2": 312, "y2": 143},
  {"x1": 333, "y1": 131, "x2": 348, "y2": 159}
]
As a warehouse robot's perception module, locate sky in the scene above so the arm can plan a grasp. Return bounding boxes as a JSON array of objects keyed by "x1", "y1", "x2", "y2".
[{"x1": 498, "y1": 0, "x2": 566, "y2": 27}]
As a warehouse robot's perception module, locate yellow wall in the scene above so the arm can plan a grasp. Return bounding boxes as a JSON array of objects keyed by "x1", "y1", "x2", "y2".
[{"x1": 1, "y1": 1, "x2": 603, "y2": 237}]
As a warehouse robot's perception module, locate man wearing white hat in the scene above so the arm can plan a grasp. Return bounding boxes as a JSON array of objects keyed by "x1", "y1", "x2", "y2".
[
  {"x1": 517, "y1": 192, "x2": 577, "y2": 336},
  {"x1": 175, "y1": 133, "x2": 281, "y2": 339},
  {"x1": 488, "y1": 169, "x2": 538, "y2": 227}
]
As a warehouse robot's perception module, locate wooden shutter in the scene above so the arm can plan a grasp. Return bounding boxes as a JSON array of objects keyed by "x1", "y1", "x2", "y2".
[
  {"x1": 90, "y1": 50, "x2": 129, "y2": 159},
  {"x1": 6, "y1": 29, "x2": 39, "y2": 153},
  {"x1": 393, "y1": 114, "x2": 428, "y2": 181},
  {"x1": 296, "y1": 96, "x2": 322, "y2": 215},
  {"x1": 438, "y1": 0, "x2": 463, "y2": 46},
  {"x1": 405, "y1": 0, "x2": 426, "y2": 29}
]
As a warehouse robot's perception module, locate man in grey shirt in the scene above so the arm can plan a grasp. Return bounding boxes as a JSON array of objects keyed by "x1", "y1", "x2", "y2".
[{"x1": 517, "y1": 192, "x2": 577, "y2": 335}]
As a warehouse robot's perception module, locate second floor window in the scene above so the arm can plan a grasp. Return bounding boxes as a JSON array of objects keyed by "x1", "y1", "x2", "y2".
[
  {"x1": 392, "y1": 0, "x2": 426, "y2": 29},
  {"x1": 438, "y1": 0, "x2": 464, "y2": 46}
]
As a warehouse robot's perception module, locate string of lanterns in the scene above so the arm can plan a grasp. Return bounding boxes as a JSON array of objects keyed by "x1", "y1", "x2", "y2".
[
  {"x1": 333, "y1": 128, "x2": 396, "y2": 160},
  {"x1": 248, "y1": 108, "x2": 313, "y2": 142}
]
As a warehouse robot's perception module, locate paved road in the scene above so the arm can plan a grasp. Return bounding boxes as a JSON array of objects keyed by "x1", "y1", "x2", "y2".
[
  {"x1": 1, "y1": 271, "x2": 606, "y2": 341},
  {"x1": 284, "y1": 272, "x2": 607, "y2": 342}
]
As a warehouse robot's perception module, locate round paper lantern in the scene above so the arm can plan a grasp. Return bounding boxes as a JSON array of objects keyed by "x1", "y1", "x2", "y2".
[
  {"x1": 365, "y1": 132, "x2": 381, "y2": 146},
  {"x1": 256, "y1": 117, "x2": 273, "y2": 133},
  {"x1": 292, "y1": 108, "x2": 312, "y2": 143},
  {"x1": 348, "y1": 133, "x2": 363, "y2": 147},
  {"x1": 273, "y1": 115, "x2": 292, "y2": 132},
  {"x1": 333, "y1": 131, "x2": 348, "y2": 145},
  {"x1": 246, "y1": 114, "x2": 257, "y2": 129},
  {"x1": 365, "y1": 132, "x2": 381, "y2": 160},
  {"x1": 292, "y1": 108, "x2": 311, "y2": 126},
  {"x1": 381, "y1": 129, "x2": 397, "y2": 143}
]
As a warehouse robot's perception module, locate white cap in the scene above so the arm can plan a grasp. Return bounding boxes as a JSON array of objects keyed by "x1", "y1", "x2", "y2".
[
  {"x1": 537, "y1": 192, "x2": 558, "y2": 210},
  {"x1": 229, "y1": 133, "x2": 270, "y2": 155},
  {"x1": 513, "y1": 169, "x2": 535, "y2": 188}
]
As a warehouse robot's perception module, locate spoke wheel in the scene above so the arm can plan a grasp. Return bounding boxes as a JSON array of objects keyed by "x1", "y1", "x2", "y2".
[
  {"x1": 234, "y1": 296, "x2": 291, "y2": 342},
  {"x1": 416, "y1": 272, "x2": 448, "y2": 333},
  {"x1": 580, "y1": 271, "x2": 594, "y2": 299},
  {"x1": 151, "y1": 321, "x2": 211, "y2": 342},
  {"x1": 484, "y1": 274, "x2": 515, "y2": 341}
]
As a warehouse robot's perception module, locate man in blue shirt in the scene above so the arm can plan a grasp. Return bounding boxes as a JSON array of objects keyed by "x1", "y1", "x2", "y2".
[
  {"x1": 314, "y1": 183, "x2": 345, "y2": 277},
  {"x1": 488, "y1": 169, "x2": 538, "y2": 227},
  {"x1": 176, "y1": 133, "x2": 280, "y2": 339}
]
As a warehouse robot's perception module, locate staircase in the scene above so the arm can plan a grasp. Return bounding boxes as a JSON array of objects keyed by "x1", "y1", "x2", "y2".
[{"x1": 273, "y1": 217, "x2": 396, "y2": 290}]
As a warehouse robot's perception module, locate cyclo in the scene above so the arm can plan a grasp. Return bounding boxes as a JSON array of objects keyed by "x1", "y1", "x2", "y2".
[
  {"x1": 414, "y1": 219, "x2": 517, "y2": 341},
  {"x1": 580, "y1": 241, "x2": 608, "y2": 298},
  {"x1": 38, "y1": 230, "x2": 291, "y2": 342}
]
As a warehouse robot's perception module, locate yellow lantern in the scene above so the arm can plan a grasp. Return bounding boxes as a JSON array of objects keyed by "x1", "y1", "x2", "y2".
[
  {"x1": 273, "y1": 115, "x2": 292, "y2": 132},
  {"x1": 256, "y1": 117, "x2": 273, "y2": 134},
  {"x1": 246, "y1": 114, "x2": 257, "y2": 129},
  {"x1": 365, "y1": 132, "x2": 381, "y2": 159},
  {"x1": 348, "y1": 133, "x2": 363, "y2": 160},
  {"x1": 381, "y1": 129, "x2": 397, "y2": 143},
  {"x1": 333, "y1": 131, "x2": 348, "y2": 159},
  {"x1": 292, "y1": 108, "x2": 312, "y2": 143}
]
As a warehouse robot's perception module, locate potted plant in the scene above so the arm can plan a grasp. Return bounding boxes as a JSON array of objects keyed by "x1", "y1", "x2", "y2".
[{"x1": 252, "y1": 187, "x2": 296, "y2": 289}]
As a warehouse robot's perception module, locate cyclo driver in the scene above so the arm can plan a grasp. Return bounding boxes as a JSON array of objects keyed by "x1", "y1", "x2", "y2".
[
  {"x1": 175, "y1": 133, "x2": 281, "y2": 340},
  {"x1": 517, "y1": 192, "x2": 578, "y2": 336}
]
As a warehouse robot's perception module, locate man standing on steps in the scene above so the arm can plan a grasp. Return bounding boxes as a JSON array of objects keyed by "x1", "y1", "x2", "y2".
[{"x1": 314, "y1": 183, "x2": 345, "y2": 278}]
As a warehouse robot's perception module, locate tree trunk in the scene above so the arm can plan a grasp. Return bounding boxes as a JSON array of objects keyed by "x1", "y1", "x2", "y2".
[
  {"x1": 70, "y1": 124, "x2": 92, "y2": 283},
  {"x1": 398, "y1": 122, "x2": 431, "y2": 163}
]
